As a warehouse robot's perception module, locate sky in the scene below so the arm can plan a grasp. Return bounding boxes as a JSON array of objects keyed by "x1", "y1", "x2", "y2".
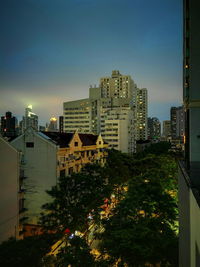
[{"x1": 0, "y1": 0, "x2": 183, "y2": 126}]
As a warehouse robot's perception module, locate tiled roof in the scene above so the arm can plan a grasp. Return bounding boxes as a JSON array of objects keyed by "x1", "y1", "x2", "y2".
[
  {"x1": 41, "y1": 132, "x2": 73, "y2": 148},
  {"x1": 42, "y1": 132, "x2": 100, "y2": 147},
  {"x1": 79, "y1": 133, "x2": 98, "y2": 146}
]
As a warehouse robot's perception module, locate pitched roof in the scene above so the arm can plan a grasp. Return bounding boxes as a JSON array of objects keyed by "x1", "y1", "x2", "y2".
[
  {"x1": 78, "y1": 133, "x2": 98, "y2": 146},
  {"x1": 42, "y1": 132, "x2": 100, "y2": 147},
  {"x1": 41, "y1": 131, "x2": 73, "y2": 148}
]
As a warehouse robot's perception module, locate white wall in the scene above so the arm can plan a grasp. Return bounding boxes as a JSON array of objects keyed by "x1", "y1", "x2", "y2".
[
  {"x1": 0, "y1": 137, "x2": 19, "y2": 243},
  {"x1": 11, "y1": 129, "x2": 57, "y2": 224}
]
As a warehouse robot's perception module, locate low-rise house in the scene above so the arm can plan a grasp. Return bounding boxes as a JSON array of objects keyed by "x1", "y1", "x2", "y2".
[{"x1": 6, "y1": 127, "x2": 108, "y2": 239}]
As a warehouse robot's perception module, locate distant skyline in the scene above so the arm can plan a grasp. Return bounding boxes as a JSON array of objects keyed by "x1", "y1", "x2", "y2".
[{"x1": 0, "y1": 0, "x2": 182, "y2": 125}]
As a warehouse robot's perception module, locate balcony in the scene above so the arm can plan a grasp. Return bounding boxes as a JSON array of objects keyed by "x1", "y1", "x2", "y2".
[{"x1": 178, "y1": 161, "x2": 200, "y2": 267}]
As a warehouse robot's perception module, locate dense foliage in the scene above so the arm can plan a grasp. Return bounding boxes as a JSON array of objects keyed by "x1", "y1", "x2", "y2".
[{"x1": 98, "y1": 153, "x2": 178, "y2": 266}]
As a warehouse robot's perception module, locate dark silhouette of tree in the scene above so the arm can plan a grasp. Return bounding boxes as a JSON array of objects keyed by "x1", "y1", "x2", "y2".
[{"x1": 0, "y1": 234, "x2": 58, "y2": 267}]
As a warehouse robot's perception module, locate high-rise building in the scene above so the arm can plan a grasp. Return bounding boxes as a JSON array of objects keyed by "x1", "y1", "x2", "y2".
[
  {"x1": 179, "y1": 1, "x2": 200, "y2": 266},
  {"x1": 170, "y1": 106, "x2": 185, "y2": 141},
  {"x1": 63, "y1": 99, "x2": 91, "y2": 133},
  {"x1": 147, "y1": 117, "x2": 161, "y2": 140},
  {"x1": 21, "y1": 105, "x2": 38, "y2": 133},
  {"x1": 99, "y1": 70, "x2": 137, "y2": 99},
  {"x1": 63, "y1": 71, "x2": 148, "y2": 153},
  {"x1": 170, "y1": 107, "x2": 177, "y2": 140},
  {"x1": 176, "y1": 106, "x2": 185, "y2": 139},
  {"x1": 59, "y1": 116, "x2": 64, "y2": 133},
  {"x1": 0, "y1": 111, "x2": 18, "y2": 137},
  {"x1": 162, "y1": 120, "x2": 171, "y2": 138},
  {"x1": 101, "y1": 107, "x2": 136, "y2": 153},
  {"x1": 136, "y1": 88, "x2": 148, "y2": 140},
  {"x1": 47, "y1": 117, "x2": 58, "y2": 132}
]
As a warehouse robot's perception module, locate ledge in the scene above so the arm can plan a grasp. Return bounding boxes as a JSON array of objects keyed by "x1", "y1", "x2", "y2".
[{"x1": 178, "y1": 160, "x2": 200, "y2": 208}]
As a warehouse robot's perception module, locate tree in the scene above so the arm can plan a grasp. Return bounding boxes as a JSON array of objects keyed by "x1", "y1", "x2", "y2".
[
  {"x1": 97, "y1": 154, "x2": 178, "y2": 266},
  {"x1": 0, "y1": 234, "x2": 58, "y2": 267},
  {"x1": 40, "y1": 164, "x2": 111, "y2": 233}
]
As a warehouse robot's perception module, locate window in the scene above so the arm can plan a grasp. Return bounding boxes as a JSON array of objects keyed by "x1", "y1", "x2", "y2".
[
  {"x1": 26, "y1": 142, "x2": 34, "y2": 148},
  {"x1": 99, "y1": 141, "x2": 101, "y2": 145},
  {"x1": 74, "y1": 141, "x2": 78, "y2": 146}
]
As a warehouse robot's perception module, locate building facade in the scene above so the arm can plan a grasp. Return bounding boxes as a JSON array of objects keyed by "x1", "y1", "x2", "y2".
[
  {"x1": 162, "y1": 120, "x2": 171, "y2": 139},
  {"x1": 147, "y1": 117, "x2": 161, "y2": 140},
  {"x1": 101, "y1": 107, "x2": 136, "y2": 153},
  {"x1": 59, "y1": 116, "x2": 64, "y2": 133},
  {"x1": 0, "y1": 137, "x2": 20, "y2": 243},
  {"x1": 170, "y1": 106, "x2": 185, "y2": 141},
  {"x1": 136, "y1": 88, "x2": 148, "y2": 140}
]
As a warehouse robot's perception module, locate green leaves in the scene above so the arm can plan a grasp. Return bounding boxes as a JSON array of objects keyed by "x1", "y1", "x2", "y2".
[{"x1": 40, "y1": 164, "x2": 111, "y2": 233}]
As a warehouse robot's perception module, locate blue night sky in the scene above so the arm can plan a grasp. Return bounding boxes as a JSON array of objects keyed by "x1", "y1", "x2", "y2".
[{"x1": 0, "y1": 0, "x2": 183, "y2": 126}]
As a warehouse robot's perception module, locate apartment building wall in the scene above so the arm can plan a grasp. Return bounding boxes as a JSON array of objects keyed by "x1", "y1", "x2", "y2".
[
  {"x1": 0, "y1": 137, "x2": 19, "y2": 243},
  {"x1": 63, "y1": 99, "x2": 91, "y2": 133},
  {"x1": 162, "y1": 120, "x2": 171, "y2": 138},
  {"x1": 148, "y1": 117, "x2": 161, "y2": 140},
  {"x1": 99, "y1": 70, "x2": 137, "y2": 99},
  {"x1": 179, "y1": 163, "x2": 200, "y2": 267},
  {"x1": 10, "y1": 128, "x2": 58, "y2": 226},
  {"x1": 101, "y1": 107, "x2": 135, "y2": 153},
  {"x1": 179, "y1": 1, "x2": 200, "y2": 266},
  {"x1": 136, "y1": 88, "x2": 148, "y2": 140}
]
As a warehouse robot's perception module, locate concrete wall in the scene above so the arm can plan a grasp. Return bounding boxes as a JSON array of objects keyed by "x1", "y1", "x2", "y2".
[
  {"x1": 11, "y1": 129, "x2": 57, "y2": 225},
  {"x1": 0, "y1": 137, "x2": 19, "y2": 243},
  {"x1": 179, "y1": 163, "x2": 200, "y2": 267}
]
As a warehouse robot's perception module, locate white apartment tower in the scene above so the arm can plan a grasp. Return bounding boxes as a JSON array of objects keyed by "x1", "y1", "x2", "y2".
[{"x1": 100, "y1": 70, "x2": 137, "y2": 99}]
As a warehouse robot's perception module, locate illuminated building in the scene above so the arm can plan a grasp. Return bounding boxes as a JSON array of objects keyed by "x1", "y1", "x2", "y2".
[
  {"x1": 136, "y1": 88, "x2": 148, "y2": 140},
  {"x1": 47, "y1": 117, "x2": 58, "y2": 132},
  {"x1": 21, "y1": 105, "x2": 38, "y2": 133},
  {"x1": 170, "y1": 106, "x2": 185, "y2": 141}
]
